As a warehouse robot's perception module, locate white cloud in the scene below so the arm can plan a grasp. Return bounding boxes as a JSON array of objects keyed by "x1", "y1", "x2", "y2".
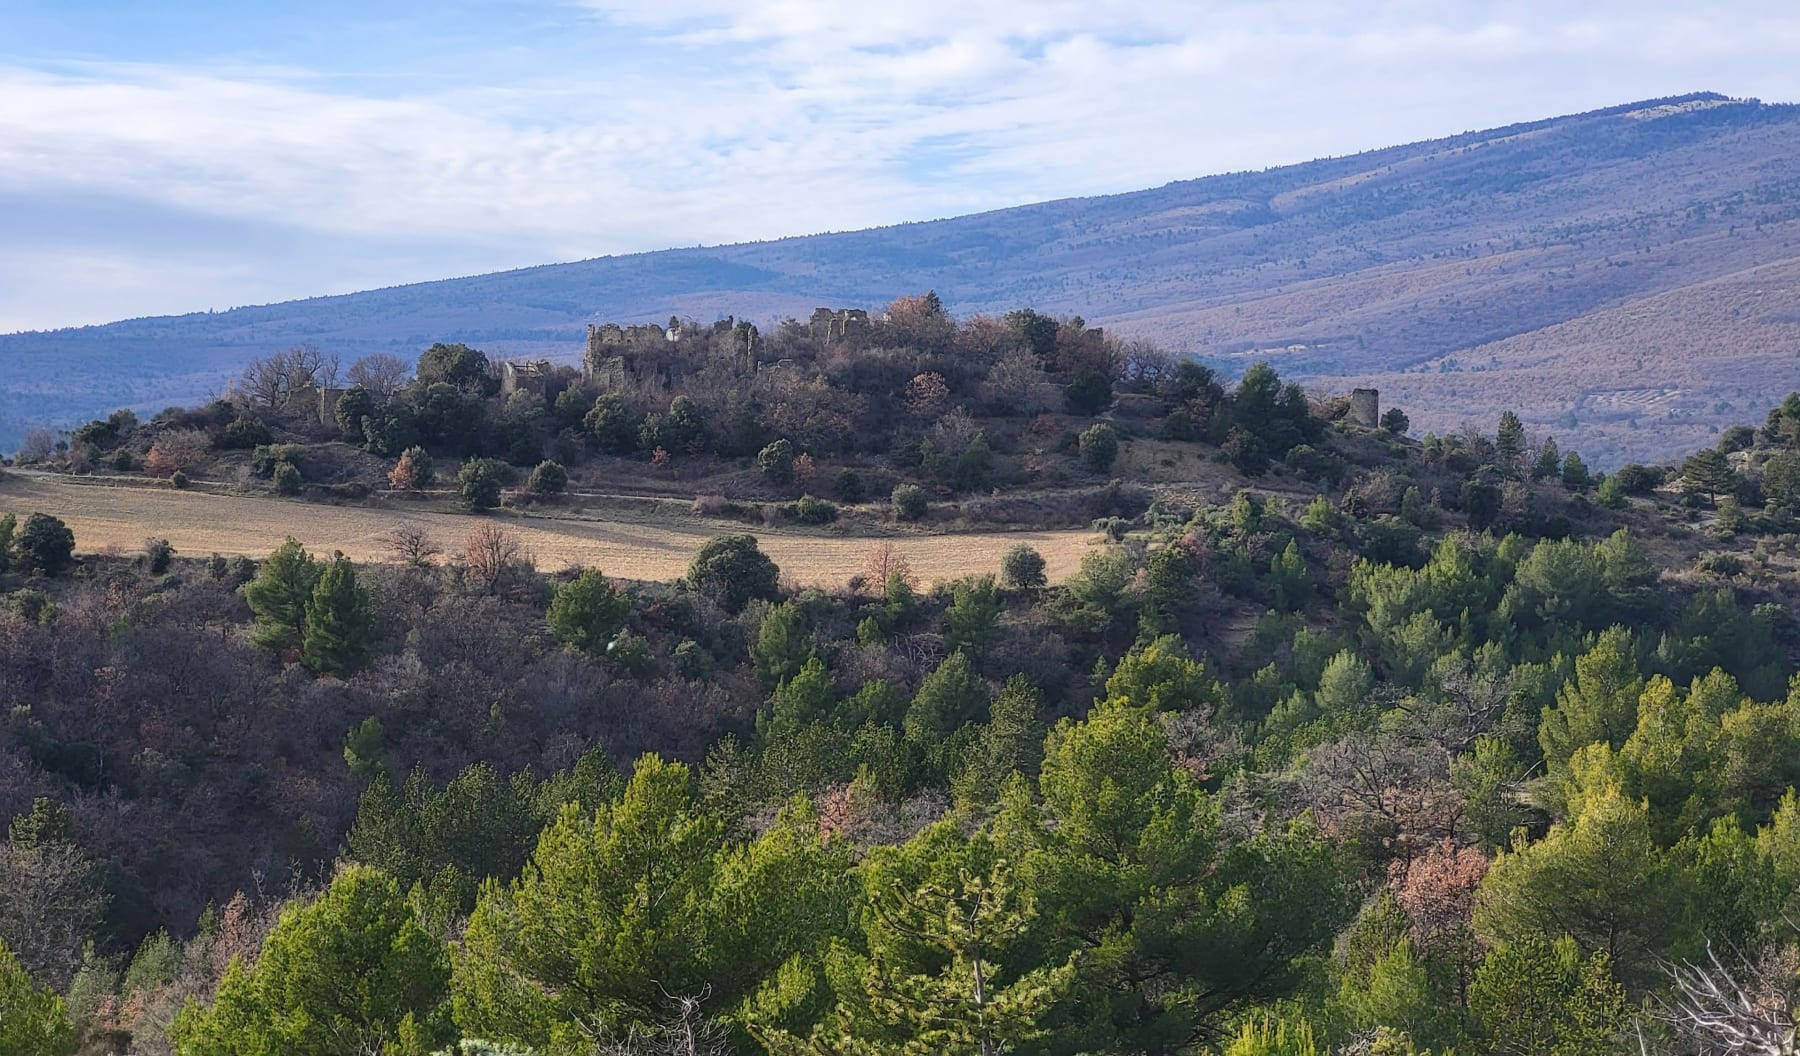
[{"x1": 3, "y1": 0, "x2": 1800, "y2": 329}]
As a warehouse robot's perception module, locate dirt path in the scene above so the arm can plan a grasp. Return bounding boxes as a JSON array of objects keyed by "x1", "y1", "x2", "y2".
[{"x1": 0, "y1": 475, "x2": 1098, "y2": 586}]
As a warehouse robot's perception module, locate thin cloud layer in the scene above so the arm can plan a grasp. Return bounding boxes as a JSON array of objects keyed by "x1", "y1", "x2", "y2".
[{"x1": 2, "y1": 0, "x2": 1798, "y2": 330}]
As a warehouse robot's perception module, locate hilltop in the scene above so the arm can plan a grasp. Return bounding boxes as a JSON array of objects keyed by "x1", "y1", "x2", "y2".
[{"x1": 5, "y1": 91, "x2": 1800, "y2": 463}]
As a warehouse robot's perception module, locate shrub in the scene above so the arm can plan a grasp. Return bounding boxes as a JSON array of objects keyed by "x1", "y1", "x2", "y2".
[
  {"x1": 144, "y1": 428, "x2": 211, "y2": 476},
  {"x1": 794, "y1": 494, "x2": 838, "y2": 524},
  {"x1": 1078, "y1": 423, "x2": 1120, "y2": 471},
  {"x1": 169, "y1": 470, "x2": 190, "y2": 489},
  {"x1": 11, "y1": 513, "x2": 74, "y2": 576},
  {"x1": 835, "y1": 469, "x2": 867, "y2": 503},
  {"x1": 1065, "y1": 367, "x2": 1114, "y2": 415},
  {"x1": 1613, "y1": 463, "x2": 1665, "y2": 495},
  {"x1": 1000, "y1": 543, "x2": 1047, "y2": 589},
  {"x1": 1381, "y1": 407, "x2": 1410, "y2": 435},
  {"x1": 219, "y1": 416, "x2": 272, "y2": 449},
  {"x1": 1696, "y1": 551, "x2": 1745, "y2": 577},
  {"x1": 1285, "y1": 444, "x2": 1346, "y2": 485},
  {"x1": 1301, "y1": 495, "x2": 1341, "y2": 533},
  {"x1": 143, "y1": 537, "x2": 175, "y2": 575},
  {"x1": 388, "y1": 446, "x2": 433, "y2": 490},
  {"x1": 757, "y1": 439, "x2": 797, "y2": 485},
  {"x1": 109, "y1": 448, "x2": 136, "y2": 472},
  {"x1": 250, "y1": 443, "x2": 306, "y2": 478},
  {"x1": 458, "y1": 458, "x2": 508, "y2": 510},
  {"x1": 1223, "y1": 428, "x2": 1269, "y2": 475},
  {"x1": 548, "y1": 569, "x2": 631, "y2": 655},
  {"x1": 891, "y1": 484, "x2": 928, "y2": 522},
  {"x1": 272, "y1": 461, "x2": 303, "y2": 496},
  {"x1": 687, "y1": 534, "x2": 781, "y2": 612},
  {"x1": 693, "y1": 493, "x2": 733, "y2": 517},
  {"x1": 527, "y1": 460, "x2": 568, "y2": 496}
]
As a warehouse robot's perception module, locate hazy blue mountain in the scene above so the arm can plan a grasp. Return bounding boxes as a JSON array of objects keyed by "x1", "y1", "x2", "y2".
[{"x1": 6, "y1": 91, "x2": 1800, "y2": 463}]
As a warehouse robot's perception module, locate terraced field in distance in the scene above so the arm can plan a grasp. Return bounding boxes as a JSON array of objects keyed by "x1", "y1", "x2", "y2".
[{"x1": 0, "y1": 476, "x2": 1097, "y2": 587}]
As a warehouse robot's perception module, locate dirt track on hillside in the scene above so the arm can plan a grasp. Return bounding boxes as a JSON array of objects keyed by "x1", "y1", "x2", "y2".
[{"x1": 0, "y1": 476, "x2": 1097, "y2": 586}]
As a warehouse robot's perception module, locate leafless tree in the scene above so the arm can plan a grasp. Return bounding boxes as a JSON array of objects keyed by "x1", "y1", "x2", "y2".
[
  {"x1": 982, "y1": 348, "x2": 1059, "y2": 414},
  {"x1": 1661, "y1": 943, "x2": 1798, "y2": 1056},
  {"x1": 0, "y1": 840, "x2": 110, "y2": 990},
  {"x1": 590, "y1": 988, "x2": 731, "y2": 1056},
  {"x1": 15, "y1": 428, "x2": 56, "y2": 463},
  {"x1": 238, "y1": 345, "x2": 336, "y2": 411},
  {"x1": 382, "y1": 522, "x2": 443, "y2": 567},
  {"x1": 862, "y1": 541, "x2": 917, "y2": 595},
  {"x1": 347, "y1": 353, "x2": 412, "y2": 400},
  {"x1": 1121, "y1": 339, "x2": 1175, "y2": 390},
  {"x1": 463, "y1": 523, "x2": 527, "y2": 595}
]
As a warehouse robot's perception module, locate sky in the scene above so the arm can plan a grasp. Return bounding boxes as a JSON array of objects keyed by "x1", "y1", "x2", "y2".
[{"x1": 1, "y1": 1, "x2": 1797, "y2": 333}]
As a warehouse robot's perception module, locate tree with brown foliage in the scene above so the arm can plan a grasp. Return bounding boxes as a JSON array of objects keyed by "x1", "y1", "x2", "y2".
[
  {"x1": 143, "y1": 428, "x2": 211, "y2": 477},
  {"x1": 905, "y1": 371, "x2": 951, "y2": 420}
]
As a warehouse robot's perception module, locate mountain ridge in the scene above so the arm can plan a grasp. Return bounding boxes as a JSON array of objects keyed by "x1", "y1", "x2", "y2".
[{"x1": 6, "y1": 90, "x2": 1800, "y2": 465}]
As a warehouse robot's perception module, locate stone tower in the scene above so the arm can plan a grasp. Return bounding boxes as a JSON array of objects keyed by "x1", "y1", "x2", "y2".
[{"x1": 1349, "y1": 388, "x2": 1380, "y2": 428}]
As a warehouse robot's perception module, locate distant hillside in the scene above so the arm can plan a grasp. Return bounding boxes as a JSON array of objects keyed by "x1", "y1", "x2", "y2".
[{"x1": 5, "y1": 91, "x2": 1800, "y2": 464}]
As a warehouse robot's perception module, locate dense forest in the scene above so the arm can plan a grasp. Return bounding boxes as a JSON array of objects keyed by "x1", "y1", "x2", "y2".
[{"x1": 5, "y1": 299, "x2": 1800, "y2": 1055}]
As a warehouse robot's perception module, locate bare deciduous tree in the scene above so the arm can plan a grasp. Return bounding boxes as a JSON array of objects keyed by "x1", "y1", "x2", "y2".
[
  {"x1": 1662, "y1": 943, "x2": 1798, "y2": 1056},
  {"x1": 593, "y1": 989, "x2": 731, "y2": 1056},
  {"x1": 238, "y1": 345, "x2": 336, "y2": 411},
  {"x1": 463, "y1": 523, "x2": 526, "y2": 595},
  {"x1": 382, "y1": 523, "x2": 443, "y2": 567},
  {"x1": 982, "y1": 349, "x2": 1059, "y2": 415},
  {"x1": 862, "y1": 541, "x2": 917, "y2": 594},
  {"x1": 347, "y1": 352, "x2": 410, "y2": 400},
  {"x1": 15, "y1": 428, "x2": 58, "y2": 464},
  {"x1": 0, "y1": 840, "x2": 110, "y2": 990},
  {"x1": 1120, "y1": 339, "x2": 1174, "y2": 390}
]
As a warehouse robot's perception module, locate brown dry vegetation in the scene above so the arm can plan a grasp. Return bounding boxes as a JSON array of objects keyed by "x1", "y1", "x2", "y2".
[{"x1": 0, "y1": 475, "x2": 1095, "y2": 586}]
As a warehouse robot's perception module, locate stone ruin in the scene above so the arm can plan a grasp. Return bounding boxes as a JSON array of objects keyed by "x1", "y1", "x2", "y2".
[
  {"x1": 809, "y1": 307, "x2": 870, "y2": 343},
  {"x1": 1348, "y1": 388, "x2": 1381, "y2": 428},
  {"x1": 498, "y1": 359, "x2": 553, "y2": 399},
  {"x1": 314, "y1": 385, "x2": 348, "y2": 427}
]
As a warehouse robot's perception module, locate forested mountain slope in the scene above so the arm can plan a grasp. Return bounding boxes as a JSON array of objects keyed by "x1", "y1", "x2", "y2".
[
  {"x1": 9, "y1": 373, "x2": 1800, "y2": 1053},
  {"x1": 6, "y1": 92, "x2": 1800, "y2": 463}
]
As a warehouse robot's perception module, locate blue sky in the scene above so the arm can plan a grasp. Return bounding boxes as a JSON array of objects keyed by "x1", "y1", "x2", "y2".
[{"x1": 2, "y1": 0, "x2": 1798, "y2": 331}]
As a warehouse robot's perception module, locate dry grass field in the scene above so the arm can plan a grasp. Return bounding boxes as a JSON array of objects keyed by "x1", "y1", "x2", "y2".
[{"x1": 0, "y1": 475, "x2": 1097, "y2": 587}]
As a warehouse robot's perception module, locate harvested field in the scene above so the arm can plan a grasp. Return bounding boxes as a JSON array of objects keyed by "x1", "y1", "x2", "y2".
[{"x1": 0, "y1": 475, "x2": 1097, "y2": 586}]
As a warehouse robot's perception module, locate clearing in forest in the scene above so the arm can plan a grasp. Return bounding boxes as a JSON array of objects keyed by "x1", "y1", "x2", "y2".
[{"x1": 0, "y1": 475, "x2": 1096, "y2": 586}]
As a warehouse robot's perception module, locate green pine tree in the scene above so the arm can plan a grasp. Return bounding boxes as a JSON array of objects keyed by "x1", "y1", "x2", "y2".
[
  {"x1": 170, "y1": 867, "x2": 450, "y2": 1055},
  {"x1": 301, "y1": 552, "x2": 376, "y2": 675},
  {"x1": 243, "y1": 537, "x2": 321, "y2": 655},
  {"x1": 0, "y1": 937, "x2": 75, "y2": 1056}
]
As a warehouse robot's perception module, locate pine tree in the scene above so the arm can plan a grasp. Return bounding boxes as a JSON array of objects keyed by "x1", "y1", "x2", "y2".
[
  {"x1": 1532, "y1": 436, "x2": 1562, "y2": 481},
  {"x1": 1682, "y1": 448, "x2": 1738, "y2": 507},
  {"x1": 0, "y1": 937, "x2": 75, "y2": 1056},
  {"x1": 170, "y1": 867, "x2": 450, "y2": 1055},
  {"x1": 243, "y1": 537, "x2": 320, "y2": 654},
  {"x1": 757, "y1": 823, "x2": 1075, "y2": 1056},
  {"x1": 1495, "y1": 411, "x2": 1527, "y2": 473},
  {"x1": 1562, "y1": 452, "x2": 1590, "y2": 491},
  {"x1": 301, "y1": 553, "x2": 376, "y2": 675},
  {"x1": 547, "y1": 569, "x2": 631, "y2": 656}
]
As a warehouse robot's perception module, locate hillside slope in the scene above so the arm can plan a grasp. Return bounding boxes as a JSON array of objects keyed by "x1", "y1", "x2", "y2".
[{"x1": 5, "y1": 91, "x2": 1800, "y2": 463}]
